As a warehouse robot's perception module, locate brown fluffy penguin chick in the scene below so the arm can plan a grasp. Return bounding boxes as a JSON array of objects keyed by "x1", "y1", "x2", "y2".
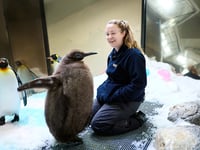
[{"x1": 18, "y1": 49, "x2": 97, "y2": 144}]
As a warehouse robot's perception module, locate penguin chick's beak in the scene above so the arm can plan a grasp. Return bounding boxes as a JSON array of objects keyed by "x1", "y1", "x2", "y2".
[
  {"x1": 83, "y1": 52, "x2": 98, "y2": 58},
  {"x1": 68, "y1": 51, "x2": 97, "y2": 61}
]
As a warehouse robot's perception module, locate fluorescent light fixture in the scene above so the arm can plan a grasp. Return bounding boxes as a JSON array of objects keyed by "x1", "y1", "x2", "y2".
[{"x1": 157, "y1": 0, "x2": 174, "y2": 12}]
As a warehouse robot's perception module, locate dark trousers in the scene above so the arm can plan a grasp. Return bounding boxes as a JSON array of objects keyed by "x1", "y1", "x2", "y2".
[{"x1": 90, "y1": 99, "x2": 142, "y2": 135}]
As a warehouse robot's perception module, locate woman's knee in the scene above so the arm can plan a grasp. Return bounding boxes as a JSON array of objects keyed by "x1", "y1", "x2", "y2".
[{"x1": 90, "y1": 118, "x2": 113, "y2": 135}]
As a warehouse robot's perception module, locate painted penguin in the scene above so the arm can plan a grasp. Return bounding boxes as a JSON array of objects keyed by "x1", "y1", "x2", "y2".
[
  {"x1": 47, "y1": 54, "x2": 62, "y2": 74},
  {"x1": 15, "y1": 60, "x2": 39, "y2": 97},
  {"x1": 18, "y1": 49, "x2": 97, "y2": 143},
  {"x1": 0, "y1": 58, "x2": 27, "y2": 125}
]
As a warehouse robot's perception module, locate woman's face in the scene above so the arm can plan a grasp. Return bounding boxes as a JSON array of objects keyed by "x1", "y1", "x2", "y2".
[{"x1": 105, "y1": 24, "x2": 125, "y2": 51}]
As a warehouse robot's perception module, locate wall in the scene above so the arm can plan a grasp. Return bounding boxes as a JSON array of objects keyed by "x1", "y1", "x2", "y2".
[
  {"x1": 45, "y1": 0, "x2": 142, "y2": 76},
  {"x1": 0, "y1": 0, "x2": 13, "y2": 65},
  {"x1": 3, "y1": 0, "x2": 48, "y2": 75}
]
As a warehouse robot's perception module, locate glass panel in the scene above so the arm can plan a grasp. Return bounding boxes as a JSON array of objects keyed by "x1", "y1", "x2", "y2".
[{"x1": 145, "y1": 0, "x2": 200, "y2": 74}]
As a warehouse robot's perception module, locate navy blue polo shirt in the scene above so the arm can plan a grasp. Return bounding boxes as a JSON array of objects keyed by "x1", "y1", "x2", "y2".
[{"x1": 97, "y1": 45, "x2": 147, "y2": 103}]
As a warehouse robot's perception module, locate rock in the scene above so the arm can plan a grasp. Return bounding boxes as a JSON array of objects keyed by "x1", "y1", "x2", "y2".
[
  {"x1": 167, "y1": 101, "x2": 200, "y2": 125},
  {"x1": 154, "y1": 125, "x2": 200, "y2": 150}
]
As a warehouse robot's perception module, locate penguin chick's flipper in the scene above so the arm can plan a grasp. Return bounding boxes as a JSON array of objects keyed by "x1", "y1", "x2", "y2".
[
  {"x1": 0, "y1": 116, "x2": 5, "y2": 125},
  {"x1": 17, "y1": 76, "x2": 61, "y2": 91},
  {"x1": 11, "y1": 114, "x2": 19, "y2": 123}
]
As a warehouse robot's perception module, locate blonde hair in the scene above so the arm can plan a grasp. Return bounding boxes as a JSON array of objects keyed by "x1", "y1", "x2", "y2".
[{"x1": 107, "y1": 19, "x2": 144, "y2": 54}]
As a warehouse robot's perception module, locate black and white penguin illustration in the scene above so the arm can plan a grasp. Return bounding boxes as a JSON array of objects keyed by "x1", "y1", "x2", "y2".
[
  {"x1": 47, "y1": 54, "x2": 62, "y2": 74},
  {"x1": 18, "y1": 49, "x2": 97, "y2": 143},
  {"x1": 15, "y1": 60, "x2": 39, "y2": 97},
  {"x1": 0, "y1": 58, "x2": 27, "y2": 125}
]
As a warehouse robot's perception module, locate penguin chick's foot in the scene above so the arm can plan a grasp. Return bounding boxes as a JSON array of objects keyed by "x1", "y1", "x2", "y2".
[
  {"x1": 11, "y1": 114, "x2": 19, "y2": 123},
  {"x1": 0, "y1": 116, "x2": 5, "y2": 125},
  {"x1": 71, "y1": 136, "x2": 83, "y2": 144},
  {"x1": 56, "y1": 137, "x2": 83, "y2": 148}
]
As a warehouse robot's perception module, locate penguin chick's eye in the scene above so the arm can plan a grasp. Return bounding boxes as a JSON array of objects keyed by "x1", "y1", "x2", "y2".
[{"x1": 74, "y1": 53, "x2": 82, "y2": 59}]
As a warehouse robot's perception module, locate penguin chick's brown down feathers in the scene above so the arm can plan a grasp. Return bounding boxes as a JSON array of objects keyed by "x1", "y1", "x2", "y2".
[{"x1": 18, "y1": 49, "x2": 97, "y2": 143}]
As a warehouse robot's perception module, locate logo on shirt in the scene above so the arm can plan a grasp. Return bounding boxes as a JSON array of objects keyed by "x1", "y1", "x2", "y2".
[{"x1": 113, "y1": 64, "x2": 118, "y2": 68}]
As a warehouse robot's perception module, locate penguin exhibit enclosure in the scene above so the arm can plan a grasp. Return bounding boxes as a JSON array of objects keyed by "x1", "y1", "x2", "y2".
[
  {"x1": 1, "y1": 55, "x2": 200, "y2": 150},
  {"x1": 1, "y1": 0, "x2": 200, "y2": 150}
]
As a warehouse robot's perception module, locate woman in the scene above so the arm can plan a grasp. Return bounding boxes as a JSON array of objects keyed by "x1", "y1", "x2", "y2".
[{"x1": 90, "y1": 19, "x2": 147, "y2": 135}]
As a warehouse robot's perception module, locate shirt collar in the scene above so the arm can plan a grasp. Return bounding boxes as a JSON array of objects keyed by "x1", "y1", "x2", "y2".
[{"x1": 111, "y1": 44, "x2": 128, "y2": 59}]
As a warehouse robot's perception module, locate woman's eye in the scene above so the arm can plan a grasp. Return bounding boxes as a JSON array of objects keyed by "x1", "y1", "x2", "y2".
[
  {"x1": 106, "y1": 32, "x2": 116, "y2": 36},
  {"x1": 109, "y1": 32, "x2": 116, "y2": 35}
]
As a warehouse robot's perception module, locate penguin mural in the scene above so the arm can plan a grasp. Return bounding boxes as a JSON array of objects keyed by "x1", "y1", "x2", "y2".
[
  {"x1": 18, "y1": 49, "x2": 97, "y2": 143},
  {"x1": 15, "y1": 60, "x2": 39, "y2": 97},
  {"x1": 47, "y1": 54, "x2": 62, "y2": 74},
  {"x1": 0, "y1": 58, "x2": 27, "y2": 125}
]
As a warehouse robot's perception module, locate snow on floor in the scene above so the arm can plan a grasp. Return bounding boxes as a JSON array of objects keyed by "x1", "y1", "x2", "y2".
[
  {"x1": 0, "y1": 92, "x2": 56, "y2": 150},
  {"x1": 0, "y1": 56, "x2": 200, "y2": 150}
]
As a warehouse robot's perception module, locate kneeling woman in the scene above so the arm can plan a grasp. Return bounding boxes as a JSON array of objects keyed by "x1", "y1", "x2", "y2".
[{"x1": 90, "y1": 19, "x2": 147, "y2": 135}]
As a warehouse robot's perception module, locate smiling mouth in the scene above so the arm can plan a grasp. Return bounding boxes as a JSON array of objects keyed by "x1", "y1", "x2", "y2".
[{"x1": 109, "y1": 40, "x2": 115, "y2": 43}]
